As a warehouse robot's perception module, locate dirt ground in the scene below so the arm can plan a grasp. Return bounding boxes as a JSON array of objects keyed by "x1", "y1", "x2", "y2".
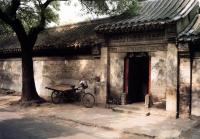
[
  {"x1": 0, "y1": 94, "x2": 149, "y2": 139},
  {"x1": 0, "y1": 93, "x2": 200, "y2": 139}
]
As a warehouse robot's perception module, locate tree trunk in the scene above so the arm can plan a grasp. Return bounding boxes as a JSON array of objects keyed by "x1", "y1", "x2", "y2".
[{"x1": 20, "y1": 43, "x2": 41, "y2": 103}]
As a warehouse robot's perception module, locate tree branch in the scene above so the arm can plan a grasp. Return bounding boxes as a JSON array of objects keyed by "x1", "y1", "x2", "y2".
[
  {"x1": 0, "y1": 0, "x2": 21, "y2": 24},
  {"x1": 0, "y1": 1, "x2": 27, "y2": 46},
  {"x1": 0, "y1": 9, "x2": 12, "y2": 24},
  {"x1": 28, "y1": 0, "x2": 68, "y2": 47},
  {"x1": 27, "y1": 0, "x2": 50, "y2": 46},
  {"x1": 42, "y1": 0, "x2": 55, "y2": 9},
  {"x1": 6, "y1": 0, "x2": 21, "y2": 18},
  {"x1": 42, "y1": 0, "x2": 68, "y2": 9}
]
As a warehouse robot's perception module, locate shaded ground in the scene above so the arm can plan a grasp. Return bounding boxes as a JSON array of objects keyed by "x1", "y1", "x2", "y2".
[
  {"x1": 0, "y1": 93, "x2": 200, "y2": 139},
  {"x1": 180, "y1": 116, "x2": 200, "y2": 139}
]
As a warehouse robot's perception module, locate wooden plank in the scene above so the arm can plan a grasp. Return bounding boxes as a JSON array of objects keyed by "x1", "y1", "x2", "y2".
[
  {"x1": 148, "y1": 57, "x2": 151, "y2": 95},
  {"x1": 124, "y1": 57, "x2": 129, "y2": 94},
  {"x1": 46, "y1": 84, "x2": 74, "y2": 92},
  {"x1": 110, "y1": 40, "x2": 167, "y2": 47},
  {"x1": 109, "y1": 45, "x2": 167, "y2": 53}
]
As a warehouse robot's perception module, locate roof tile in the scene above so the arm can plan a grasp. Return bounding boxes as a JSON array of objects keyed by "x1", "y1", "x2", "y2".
[{"x1": 96, "y1": 0, "x2": 199, "y2": 33}]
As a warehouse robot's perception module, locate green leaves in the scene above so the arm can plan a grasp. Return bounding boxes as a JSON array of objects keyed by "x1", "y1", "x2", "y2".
[
  {"x1": 0, "y1": 0, "x2": 138, "y2": 37},
  {"x1": 0, "y1": 0, "x2": 60, "y2": 33},
  {"x1": 17, "y1": 0, "x2": 60, "y2": 32},
  {"x1": 80, "y1": 0, "x2": 138, "y2": 16},
  {"x1": 125, "y1": 0, "x2": 138, "y2": 16}
]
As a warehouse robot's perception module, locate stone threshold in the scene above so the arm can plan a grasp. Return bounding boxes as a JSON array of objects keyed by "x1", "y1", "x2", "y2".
[{"x1": 111, "y1": 103, "x2": 172, "y2": 117}]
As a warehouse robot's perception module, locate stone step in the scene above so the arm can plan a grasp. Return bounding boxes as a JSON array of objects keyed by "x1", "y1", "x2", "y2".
[{"x1": 112, "y1": 105, "x2": 172, "y2": 117}]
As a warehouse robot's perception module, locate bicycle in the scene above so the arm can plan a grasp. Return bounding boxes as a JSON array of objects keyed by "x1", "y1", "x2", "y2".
[{"x1": 46, "y1": 80, "x2": 95, "y2": 108}]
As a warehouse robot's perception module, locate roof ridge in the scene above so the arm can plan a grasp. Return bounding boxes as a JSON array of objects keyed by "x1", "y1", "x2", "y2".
[
  {"x1": 172, "y1": 0, "x2": 198, "y2": 21},
  {"x1": 46, "y1": 17, "x2": 110, "y2": 31},
  {"x1": 95, "y1": 0, "x2": 199, "y2": 33},
  {"x1": 178, "y1": 14, "x2": 199, "y2": 38}
]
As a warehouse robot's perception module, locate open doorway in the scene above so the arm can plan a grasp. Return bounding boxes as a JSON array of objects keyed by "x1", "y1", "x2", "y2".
[{"x1": 125, "y1": 53, "x2": 150, "y2": 104}]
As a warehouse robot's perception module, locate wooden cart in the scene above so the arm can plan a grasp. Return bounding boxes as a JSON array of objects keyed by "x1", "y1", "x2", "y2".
[{"x1": 46, "y1": 83, "x2": 95, "y2": 108}]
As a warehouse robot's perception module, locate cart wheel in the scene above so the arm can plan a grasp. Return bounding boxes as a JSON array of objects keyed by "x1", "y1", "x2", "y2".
[
  {"x1": 51, "y1": 91, "x2": 61, "y2": 104},
  {"x1": 81, "y1": 93, "x2": 95, "y2": 108}
]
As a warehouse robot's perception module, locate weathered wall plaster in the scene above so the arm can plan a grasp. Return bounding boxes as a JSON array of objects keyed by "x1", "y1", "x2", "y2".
[
  {"x1": 177, "y1": 56, "x2": 200, "y2": 117},
  {"x1": 109, "y1": 52, "x2": 126, "y2": 101},
  {"x1": 108, "y1": 50, "x2": 168, "y2": 105},
  {"x1": 0, "y1": 56, "x2": 106, "y2": 104},
  {"x1": 151, "y1": 51, "x2": 167, "y2": 102},
  {"x1": 166, "y1": 43, "x2": 178, "y2": 117},
  {"x1": 0, "y1": 59, "x2": 22, "y2": 92},
  {"x1": 179, "y1": 58, "x2": 191, "y2": 118},
  {"x1": 192, "y1": 58, "x2": 200, "y2": 116}
]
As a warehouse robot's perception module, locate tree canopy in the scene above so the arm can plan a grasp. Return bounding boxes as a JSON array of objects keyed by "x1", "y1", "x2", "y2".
[
  {"x1": 80, "y1": 0, "x2": 138, "y2": 16},
  {"x1": 0, "y1": 0, "x2": 138, "y2": 34},
  {"x1": 0, "y1": 0, "x2": 60, "y2": 33}
]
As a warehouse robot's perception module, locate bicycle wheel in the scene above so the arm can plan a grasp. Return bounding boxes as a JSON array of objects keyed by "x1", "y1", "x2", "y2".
[
  {"x1": 81, "y1": 93, "x2": 95, "y2": 108},
  {"x1": 51, "y1": 91, "x2": 61, "y2": 104}
]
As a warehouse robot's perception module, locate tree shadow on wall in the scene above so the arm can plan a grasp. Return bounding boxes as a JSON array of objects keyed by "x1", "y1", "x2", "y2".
[{"x1": 0, "y1": 73, "x2": 15, "y2": 93}]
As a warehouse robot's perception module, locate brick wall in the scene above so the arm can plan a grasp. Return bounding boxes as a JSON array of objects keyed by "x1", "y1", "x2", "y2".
[{"x1": 0, "y1": 56, "x2": 107, "y2": 104}]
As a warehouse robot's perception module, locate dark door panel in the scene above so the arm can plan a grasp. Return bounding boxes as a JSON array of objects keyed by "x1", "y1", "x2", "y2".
[{"x1": 126, "y1": 54, "x2": 149, "y2": 104}]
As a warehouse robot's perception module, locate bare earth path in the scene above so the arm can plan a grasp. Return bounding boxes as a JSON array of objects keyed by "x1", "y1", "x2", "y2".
[
  {"x1": 0, "y1": 95, "x2": 149, "y2": 139},
  {"x1": 0, "y1": 94, "x2": 200, "y2": 139}
]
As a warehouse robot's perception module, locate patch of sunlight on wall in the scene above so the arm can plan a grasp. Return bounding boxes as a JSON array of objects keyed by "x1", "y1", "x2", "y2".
[
  {"x1": 3, "y1": 62, "x2": 8, "y2": 71},
  {"x1": 80, "y1": 60, "x2": 87, "y2": 72},
  {"x1": 34, "y1": 61, "x2": 44, "y2": 96}
]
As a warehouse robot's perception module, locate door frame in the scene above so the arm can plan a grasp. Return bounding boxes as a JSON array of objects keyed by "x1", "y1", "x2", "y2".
[{"x1": 124, "y1": 52, "x2": 151, "y2": 103}]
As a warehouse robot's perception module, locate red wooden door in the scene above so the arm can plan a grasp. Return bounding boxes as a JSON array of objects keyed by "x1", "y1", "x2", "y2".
[
  {"x1": 124, "y1": 53, "x2": 151, "y2": 104},
  {"x1": 124, "y1": 57, "x2": 129, "y2": 94}
]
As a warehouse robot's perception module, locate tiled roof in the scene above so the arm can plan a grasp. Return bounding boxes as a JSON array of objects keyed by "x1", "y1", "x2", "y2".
[
  {"x1": 0, "y1": 18, "x2": 119, "y2": 56},
  {"x1": 96, "y1": 0, "x2": 199, "y2": 33},
  {"x1": 0, "y1": 19, "x2": 106, "y2": 49},
  {"x1": 35, "y1": 20, "x2": 103, "y2": 48},
  {"x1": 0, "y1": 0, "x2": 199, "y2": 56},
  {"x1": 178, "y1": 14, "x2": 200, "y2": 42},
  {"x1": 0, "y1": 15, "x2": 126, "y2": 56}
]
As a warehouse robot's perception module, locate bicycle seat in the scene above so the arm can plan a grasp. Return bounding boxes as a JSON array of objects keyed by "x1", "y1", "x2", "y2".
[{"x1": 71, "y1": 85, "x2": 75, "y2": 88}]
